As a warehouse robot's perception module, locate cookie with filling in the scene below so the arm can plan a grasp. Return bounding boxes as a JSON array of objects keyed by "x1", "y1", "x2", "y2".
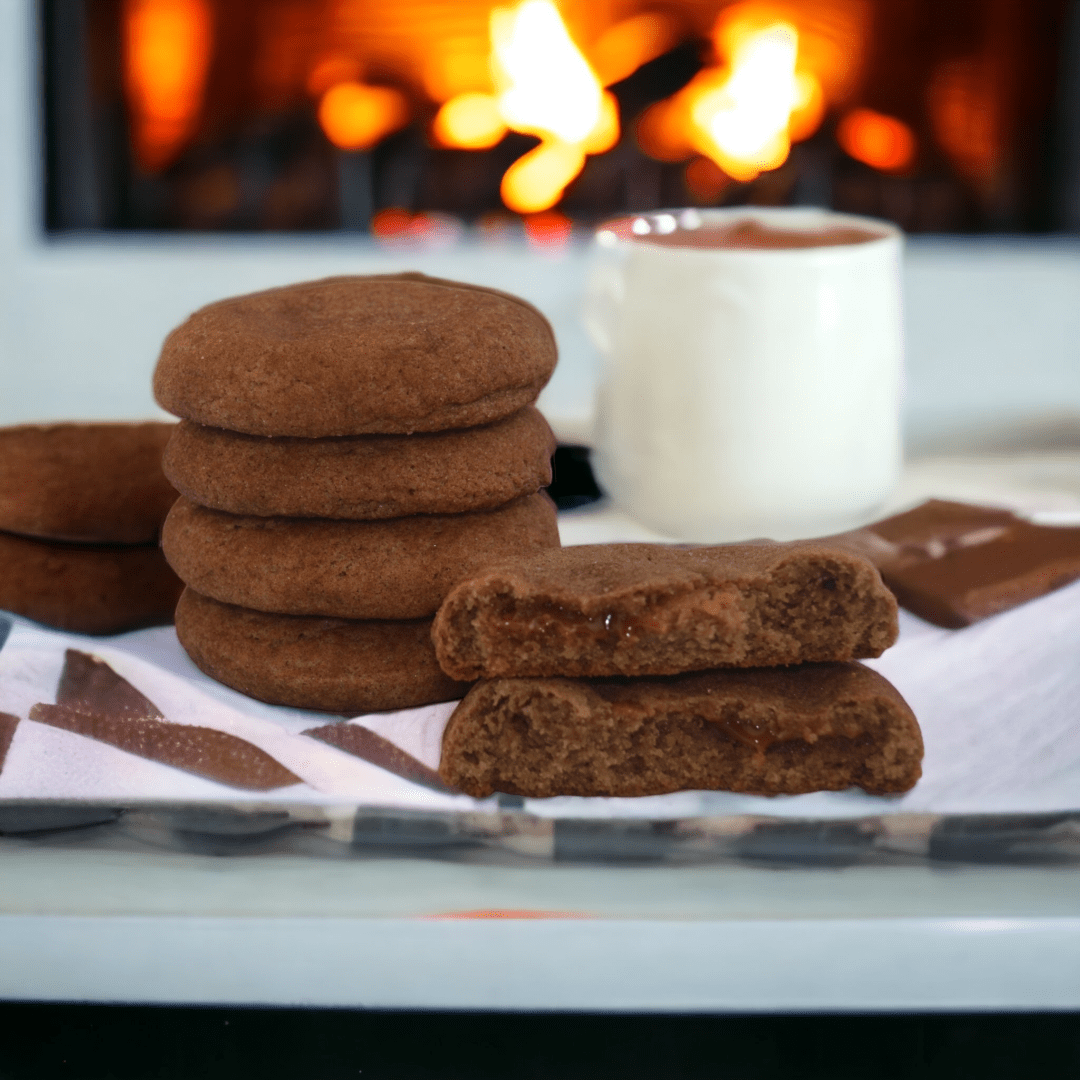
[
  {"x1": 440, "y1": 663, "x2": 922, "y2": 798},
  {"x1": 432, "y1": 541, "x2": 898, "y2": 680}
]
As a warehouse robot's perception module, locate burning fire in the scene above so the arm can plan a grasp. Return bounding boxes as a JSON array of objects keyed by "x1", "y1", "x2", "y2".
[
  {"x1": 123, "y1": 0, "x2": 212, "y2": 172},
  {"x1": 637, "y1": 0, "x2": 865, "y2": 188},
  {"x1": 432, "y1": 93, "x2": 507, "y2": 150},
  {"x1": 691, "y1": 21, "x2": 806, "y2": 181},
  {"x1": 120, "y1": 0, "x2": 872, "y2": 215},
  {"x1": 434, "y1": 0, "x2": 619, "y2": 214},
  {"x1": 637, "y1": 5, "x2": 831, "y2": 184}
]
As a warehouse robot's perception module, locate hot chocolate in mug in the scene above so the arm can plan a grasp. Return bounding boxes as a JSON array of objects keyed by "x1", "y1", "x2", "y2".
[{"x1": 584, "y1": 207, "x2": 904, "y2": 543}]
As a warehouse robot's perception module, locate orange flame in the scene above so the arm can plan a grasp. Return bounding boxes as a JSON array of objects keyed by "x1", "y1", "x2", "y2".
[
  {"x1": 501, "y1": 141, "x2": 585, "y2": 214},
  {"x1": 433, "y1": 93, "x2": 508, "y2": 150},
  {"x1": 123, "y1": 0, "x2": 212, "y2": 172},
  {"x1": 837, "y1": 108, "x2": 916, "y2": 173},
  {"x1": 489, "y1": 0, "x2": 619, "y2": 214},
  {"x1": 588, "y1": 12, "x2": 681, "y2": 89},
  {"x1": 637, "y1": 0, "x2": 863, "y2": 186},
  {"x1": 318, "y1": 81, "x2": 410, "y2": 151}
]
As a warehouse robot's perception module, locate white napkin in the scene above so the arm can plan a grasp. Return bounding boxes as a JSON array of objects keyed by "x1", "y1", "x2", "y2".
[{"x1": 1, "y1": 576, "x2": 1079, "y2": 817}]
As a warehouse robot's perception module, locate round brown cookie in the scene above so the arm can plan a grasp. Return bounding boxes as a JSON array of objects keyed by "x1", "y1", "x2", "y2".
[
  {"x1": 0, "y1": 422, "x2": 177, "y2": 544},
  {"x1": 163, "y1": 406, "x2": 556, "y2": 519},
  {"x1": 175, "y1": 589, "x2": 471, "y2": 714},
  {"x1": 163, "y1": 492, "x2": 560, "y2": 620},
  {"x1": 0, "y1": 531, "x2": 183, "y2": 635},
  {"x1": 153, "y1": 273, "x2": 558, "y2": 436}
]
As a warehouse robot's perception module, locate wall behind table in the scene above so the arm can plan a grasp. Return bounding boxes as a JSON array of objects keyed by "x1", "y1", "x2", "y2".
[{"x1": 2, "y1": 236, "x2": 1079, "y2": 455}]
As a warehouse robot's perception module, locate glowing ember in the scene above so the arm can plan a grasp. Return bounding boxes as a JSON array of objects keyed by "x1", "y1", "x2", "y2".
[
  {"x1": 123, "y1": 0, "x2": 212, "y2": 172},
  {"x1": 523, "y1": 209, "x2": 574, "y2": 251},
  {"x1": 837, "y1": 108, "x2": 916, "y2": 173},
  {"x1": 318, "y1": 81, "x2": 410, "y2": 151},
  {"x1": 433, "y1": 92, "x2": 508, "y2": 150},
  {"x1": 370, "y1": 208, "x2": 460, "y2": 247}
]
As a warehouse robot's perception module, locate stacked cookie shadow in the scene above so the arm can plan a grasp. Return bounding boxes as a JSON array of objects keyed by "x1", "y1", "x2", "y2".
[
  {"x1": 154, "y1": 273, "x2": 562, "y2": 714},
  {"x1": 433, "y1": 542, "x2": 924, "y2": 798},
  {"x1": 0, "y1": 422, "x2": 182, "y2": 634}
]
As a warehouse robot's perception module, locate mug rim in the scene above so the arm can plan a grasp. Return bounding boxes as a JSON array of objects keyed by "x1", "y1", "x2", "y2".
[{"x1": 595, "y1": 206, "x2": 902, "y2": 255}]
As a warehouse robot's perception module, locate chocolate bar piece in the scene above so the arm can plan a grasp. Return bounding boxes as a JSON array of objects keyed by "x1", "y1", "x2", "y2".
[
  {"x1": 439, "y1": 663, "x2": 923, "y2": 798},
  {"x1": 29, "y1": 650, "x2": 301, "y2": 791},
  {"x1": 0, "y1": 712, "x2": 18, "y2": 775},
  {"x1": 303, "y1": 722, "x2": 458, "y2": 793},
  {"x1": 841, "y1": 500, "x2": 1080, "y2": 628},
  {"x1": 432, "y1": 541, "x2": 898, "y2": 680}
]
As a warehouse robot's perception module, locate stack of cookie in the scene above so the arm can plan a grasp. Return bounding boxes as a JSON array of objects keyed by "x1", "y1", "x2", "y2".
[
  {"x1": 153, "y1": 273, "x2": 562, "y2": 714},
  {"x1": 0, "y1": 422, "x2": 182, "y2": 634},
  {"x1": 433, "y1": 542, "x2": 924, "y2": 797}
]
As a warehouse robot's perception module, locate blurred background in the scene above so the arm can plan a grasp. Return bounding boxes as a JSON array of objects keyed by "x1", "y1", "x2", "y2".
[
  {"x1": 44, "y1": 0, "x2": 1080, "y2": 242},
  {"x1": 5, "y1": 0, "x2": 1078, "y2": 454}
]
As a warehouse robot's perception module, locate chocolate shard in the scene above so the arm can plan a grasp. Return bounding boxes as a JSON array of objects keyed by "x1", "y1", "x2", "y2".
[
  {"x1": 0, "y1": 712, "x2": 18, "y2": 774},
  {"x1": 304, "y1": 722, "x2": 459, "y2": 794},
  {"x1": 30, "y1": 650, "x2": 301, "y2": 791},
  {"x1": 30, "y1": 702, "x2": 301, "y2": 791},
  {"x1": 57, "y1": 648, "x2": 164, "y2": 720},
  {"x1": 838, "y1": 500, "x2": 1080, "y2": 628}
]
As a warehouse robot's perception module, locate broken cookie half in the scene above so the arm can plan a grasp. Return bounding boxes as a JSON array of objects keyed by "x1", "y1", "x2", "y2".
[
  {"x1": 432, "y1": 541, "x2": 898, "y2": 680},
  {"x1": 439, "y1": 662, "x2": 922, "y2": 799}
]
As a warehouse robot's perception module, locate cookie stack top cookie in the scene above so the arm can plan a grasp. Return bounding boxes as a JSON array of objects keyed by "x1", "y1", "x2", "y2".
[{"x1": 154, "y1": 273, "x2": 557, "y2": 436}]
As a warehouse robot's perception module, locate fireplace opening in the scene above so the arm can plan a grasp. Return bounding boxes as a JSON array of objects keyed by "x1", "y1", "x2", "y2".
[{"x1": 43, "y1": 0, "x2": 1080, "y2": 238}]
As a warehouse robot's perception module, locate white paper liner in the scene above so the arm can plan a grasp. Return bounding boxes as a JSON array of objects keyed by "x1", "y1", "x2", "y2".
[{"x1": 1, "y1": 575, "x2": 1080, "y2": 818}]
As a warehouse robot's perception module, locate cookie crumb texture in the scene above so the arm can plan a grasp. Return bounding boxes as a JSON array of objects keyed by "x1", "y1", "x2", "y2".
[
  {"x1": 433, "y1": 542, "x2": 898, "y2": 679},
  {"x1": 176, "y1": 589, "x2": 471, "y2": 714},
  {"x1": 153, "y1": 274, "x2": 558, "y2": 436},
  {"x1": 440, "y1": 664, "x2": 923, "y2": 798}
]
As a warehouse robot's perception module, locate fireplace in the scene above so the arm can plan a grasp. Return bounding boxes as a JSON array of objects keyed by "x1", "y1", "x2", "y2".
[{"x1": 43, "y1": 0, "x2": 1080, "y2": 238}]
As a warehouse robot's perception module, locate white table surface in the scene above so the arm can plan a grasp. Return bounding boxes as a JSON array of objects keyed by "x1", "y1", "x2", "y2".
[
  {"x1": 3, "y1": 842, "x2": 1080, "y2": 1010},
  {"x1": 4, "y1": 450, "x2": 1080, "y2": 1011}
]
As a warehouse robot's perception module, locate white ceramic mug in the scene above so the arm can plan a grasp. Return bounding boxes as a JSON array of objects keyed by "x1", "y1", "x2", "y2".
[{"x1": 584, "y1": 206, "x2": 904, "y2": 542}]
